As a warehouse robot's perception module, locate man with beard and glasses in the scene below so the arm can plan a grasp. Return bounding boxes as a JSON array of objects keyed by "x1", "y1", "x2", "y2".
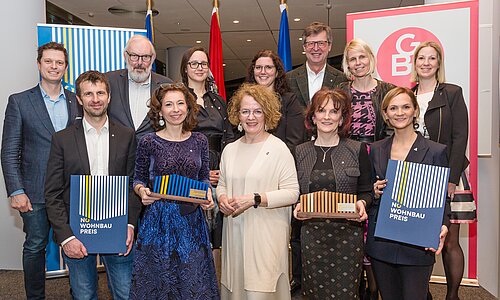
[
  {"x1": 45, "y1": 71, "x2": 140, "y2": 300},
  {"x1": 1, "y1": 41, "x2": 81, "y2": 299},
  {"x1": 106, "y1": 35, "x2": 172, "y2": 141}
]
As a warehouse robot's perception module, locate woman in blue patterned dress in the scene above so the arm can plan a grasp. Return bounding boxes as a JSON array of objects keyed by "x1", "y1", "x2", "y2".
[{"x1": 130, "y1": 82, "x2": 220, "y2": 299}]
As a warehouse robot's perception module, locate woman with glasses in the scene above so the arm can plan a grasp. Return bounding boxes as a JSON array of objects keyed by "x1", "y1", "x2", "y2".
[
  {"x1": 217, "y1": 83, "x2": 299, "y2": 300},
  {"x1": 180, "y1": 47, "x2": 234, "y2": 250},
  {"x1": 130, "y1": 83, "x2": 219, "y2": 299},
  {"x1": 245, "y1": 50, "x2": 304, "y2": 150},
  {"x1": 293, "y1": 88, "x2": 372, "y2": 299},
  {"x1": 411, "y1": 41, "x2": 469, "y2": 300}
]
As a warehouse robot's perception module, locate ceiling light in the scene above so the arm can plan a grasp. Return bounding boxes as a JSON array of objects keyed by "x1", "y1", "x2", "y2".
[
  {"x1": 233, "y1": 20, "x2": 240, "y2": 24},
  {"x1": 246, "y1": 39, "x2": 252, "y2": 42},
  {"x1": 223, "y1": 63, "x2": 226, "y2": 67},
  {"x1": 302, "y1": 51, "x2": 306, "y2": 55},
  {"x1": 299, "y1": 37, "x2": 303, "y2": 41},
  {"x1": 196, "y1": 40, "x2": 202, "y2": 44},
  {"x1": 294, "y1": 18, "x2": 301, "y2": 22}
]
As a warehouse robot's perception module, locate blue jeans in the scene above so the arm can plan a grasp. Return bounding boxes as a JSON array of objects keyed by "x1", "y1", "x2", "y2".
[
  {"x1": 63, "y1": 249, "x2": 134, "y2": 300},
  {"x1": 20, "y1": 203, "x2": 50, "y2": 300}
]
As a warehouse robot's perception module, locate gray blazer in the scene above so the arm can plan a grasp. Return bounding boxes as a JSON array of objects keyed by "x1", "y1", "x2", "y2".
[
  {"x1": 1, "y1": 85, "x2": 81, "y2": 203},
  {"x1": 286, "y1": 63, "x2": 348, "y2": 109},
  {"x1": 106, "y1": 69, "x2": 172, "y2": 141}
]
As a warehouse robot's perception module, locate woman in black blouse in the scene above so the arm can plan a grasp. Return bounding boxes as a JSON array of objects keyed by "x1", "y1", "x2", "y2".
[
  {"x1": 245, "y1": 49, "x2": 304, "y2": 150},
  {"x1": 293, "y1": 88, "x2": 372, "y2": 299},
  {"x1": 180, "y1": 46, "x2": 234, "y2": 249}
]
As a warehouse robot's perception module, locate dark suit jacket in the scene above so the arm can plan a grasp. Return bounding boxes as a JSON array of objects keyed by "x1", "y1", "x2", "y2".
[
  {"x1": 1, "y1": 85, "x2": 81, "y2": 203},
  {"x1": 286, "y1": 63, "x2": 348, "y2": 109},
  {"x1": 45, "y1": 119, "x2": 141, "y2": 245},
  {"x1": 412, "y1": 83, "x2": 469, "y2": 184},
  {"x1": 366, "y1": 134, "x2": 450, "y2": 266},
  {"x1": 272, "y1": 92, "x2": 306, "y2": 150},
  {"x1": 106, "y1": 69, "x2": 172, "y2": 141}
]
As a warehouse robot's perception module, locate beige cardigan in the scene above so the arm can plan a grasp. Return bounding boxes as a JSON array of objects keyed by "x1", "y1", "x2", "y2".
[{"x1": 216, "y1": 135, "x2": 299, "y2": 292}]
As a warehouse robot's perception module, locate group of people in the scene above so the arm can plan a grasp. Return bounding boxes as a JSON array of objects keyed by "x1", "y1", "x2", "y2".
[{"x1": 1, "y1": 20, "x2": 469, "y2": 300}]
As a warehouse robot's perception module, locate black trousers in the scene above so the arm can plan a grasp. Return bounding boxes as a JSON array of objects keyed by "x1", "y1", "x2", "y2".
[
  {"x1": 290, "y1": 215, "x2": 302, "y2": 281},
  {"x1": 371, "y1": 258, "x2": 433, "y2": 300}
]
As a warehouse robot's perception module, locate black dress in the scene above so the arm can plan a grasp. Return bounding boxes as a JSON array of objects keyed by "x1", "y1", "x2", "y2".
[{"x1": 300, "y1": 145, "x2": 372, "y2": 299}]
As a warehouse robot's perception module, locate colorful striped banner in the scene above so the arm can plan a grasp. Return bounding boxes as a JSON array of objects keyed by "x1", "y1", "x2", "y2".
[{"x1": 37, "y1": 24, "x2": 146, "y2": 92}]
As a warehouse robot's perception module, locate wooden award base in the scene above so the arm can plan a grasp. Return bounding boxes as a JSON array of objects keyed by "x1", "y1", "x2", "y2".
[
  {"x1": 297, "y1": 211, "x2": 359, "y2": 220},
  {"x1": 150, "y1": 192, "x2": 210, "y2": 204}
]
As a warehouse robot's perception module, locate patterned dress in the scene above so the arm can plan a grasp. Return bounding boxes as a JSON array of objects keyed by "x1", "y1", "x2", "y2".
[
  {"x1": 300, "y1": 145, "x2": 371, "y2": 299},
  {"x1": 350, "y1": 87, "x2": 376, "y2": 139},
  {"x1": 130, "y1": 132, "x2": 220, "y2": 300}
]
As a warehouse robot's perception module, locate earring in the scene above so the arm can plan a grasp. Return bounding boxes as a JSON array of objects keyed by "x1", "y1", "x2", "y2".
[
  {"x1": 413, "y1": 117, "x2": 419, "y2": 130},
  {"x1": 159, "y1": 115, "x2": 165, "y2": 127},
  {"x1": 237, "y1": 123, "x2": 243, "y2": 132}
]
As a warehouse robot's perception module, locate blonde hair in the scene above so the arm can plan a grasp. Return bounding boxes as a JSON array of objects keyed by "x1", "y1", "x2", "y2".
[
  {"x1": 342, "y1": 38, "x2": 376, "y2": 79},
  {"x1": 410, "y1": 41, "x2": 446, "y2": 83},
  {"x1": 381, "y1": 87, "x2": 420, "y2": 128},
  {"x1": 228, "y1": 84, "x2": 282, "y2": 130}
]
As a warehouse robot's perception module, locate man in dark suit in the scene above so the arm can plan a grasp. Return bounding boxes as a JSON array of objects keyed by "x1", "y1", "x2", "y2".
[
  {"x1": 286, "y1": 22, "x2": 348, "y2": 293},
  {"x1": 45, "y1": 71, "x2": 140, "y2": 300},
  {"x1": 106, "y1": 35, "x2": 172, "y2": 141},
  {"x1": 1, "y1": 42, "x2": 81, "y2": 299},
  {"x1": 287, "y1": 22, "x2": 348, "y2": 109}
]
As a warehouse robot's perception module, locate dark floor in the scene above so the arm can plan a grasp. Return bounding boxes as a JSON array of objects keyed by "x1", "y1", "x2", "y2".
[{"x1": 0, "y1": 269, "x2": 496, "y2": 300}]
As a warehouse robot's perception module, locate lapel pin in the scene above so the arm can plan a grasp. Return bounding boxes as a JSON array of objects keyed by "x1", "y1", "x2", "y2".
[{"x1": 414, "y1": 147, "x2": 418, "y2": 151}]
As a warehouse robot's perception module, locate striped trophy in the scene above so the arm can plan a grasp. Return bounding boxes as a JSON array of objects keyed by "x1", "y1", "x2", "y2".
[
  {"x1": 150, "y1": 174, "x2": 210, "y2": 204},
  {"x1": 297, "y1": 191, "x2": 358, "y2": 219}
]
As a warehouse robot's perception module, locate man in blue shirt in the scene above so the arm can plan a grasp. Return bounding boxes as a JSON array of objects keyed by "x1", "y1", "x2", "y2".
[{"x1": 1, "y1": 42, "x2": 80, "y2": 299}]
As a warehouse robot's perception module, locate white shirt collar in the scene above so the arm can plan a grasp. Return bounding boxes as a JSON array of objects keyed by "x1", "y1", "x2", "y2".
[
  {"x1": 306, "y1": 62, "x2": 326, "y2": 77},
  {"x1": 82, "y1": 116, "x2": 109, "y2": 133}
]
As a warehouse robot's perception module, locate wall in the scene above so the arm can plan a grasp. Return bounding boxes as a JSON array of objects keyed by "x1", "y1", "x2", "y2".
[{"x1": 0, "y1": 0, "x2": 46, "y2": 269}]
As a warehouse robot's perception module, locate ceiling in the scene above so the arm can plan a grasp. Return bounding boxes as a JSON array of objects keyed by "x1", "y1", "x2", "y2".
[{"x1": 47, "y1": 0, "x2": 423, "y2": 81}]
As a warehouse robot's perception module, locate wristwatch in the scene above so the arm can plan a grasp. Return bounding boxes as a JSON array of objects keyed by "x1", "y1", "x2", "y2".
[{"x1": 253, "y1": 193, "x2": 261, "y2": 208}]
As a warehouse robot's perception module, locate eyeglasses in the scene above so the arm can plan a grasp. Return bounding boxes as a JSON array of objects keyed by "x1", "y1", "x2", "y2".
[
  {"x1": 303, "y1": 40, "x2": 330, "y2": 50},
  {"x1": 239, "y1": 109, "x2": 264, "y2": 118},
  {"x1": 254, "y1": 65, "x2": 275, "y2": 72},
  {"x1": 126, "y1": 51, "x2": 153, "y2": 62},
  {"x1": 159, "y1": 82, "x2": 185, "y2": 89},
  {"x1": 188, "y1": 61, "x2": 210, "y2": 69}
]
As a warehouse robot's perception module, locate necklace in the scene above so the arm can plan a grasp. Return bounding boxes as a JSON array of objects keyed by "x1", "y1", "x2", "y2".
[{"x1": 319, "y1": 146, "x2": 332, "y2": 163}]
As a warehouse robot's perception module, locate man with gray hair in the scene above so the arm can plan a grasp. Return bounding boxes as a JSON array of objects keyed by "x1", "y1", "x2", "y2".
[
  {"x1": 106, "y1": 35, "x2": 172, "y2": 141},
  {"x1": 287, "y1": 21, "x2": 347, "y2": 109}
]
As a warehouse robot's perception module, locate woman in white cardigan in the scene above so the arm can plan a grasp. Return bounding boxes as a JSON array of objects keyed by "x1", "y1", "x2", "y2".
[{"x1": 217, "y1": 83, "x2": 300, "y2": 300}]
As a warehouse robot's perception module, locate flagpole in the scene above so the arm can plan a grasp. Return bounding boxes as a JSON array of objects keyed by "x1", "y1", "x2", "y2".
[
  {"x1": 280, "y1": 0, "x2": 286, "y2": 4},
  {"x1": 213, "y1": 0, "x2": 219, "y2": 9},
  {"x1": 147, "y1": 0, "x2": 152, "y2": 11}
]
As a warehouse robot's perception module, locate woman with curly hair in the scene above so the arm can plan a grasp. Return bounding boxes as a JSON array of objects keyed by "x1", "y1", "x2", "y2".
[
  {"x1": 217, "y1": 83, "x2": 300, "y2": 300},
  {"x1": 129, "y1": 82, "x2": 219, "y2": 299}
]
